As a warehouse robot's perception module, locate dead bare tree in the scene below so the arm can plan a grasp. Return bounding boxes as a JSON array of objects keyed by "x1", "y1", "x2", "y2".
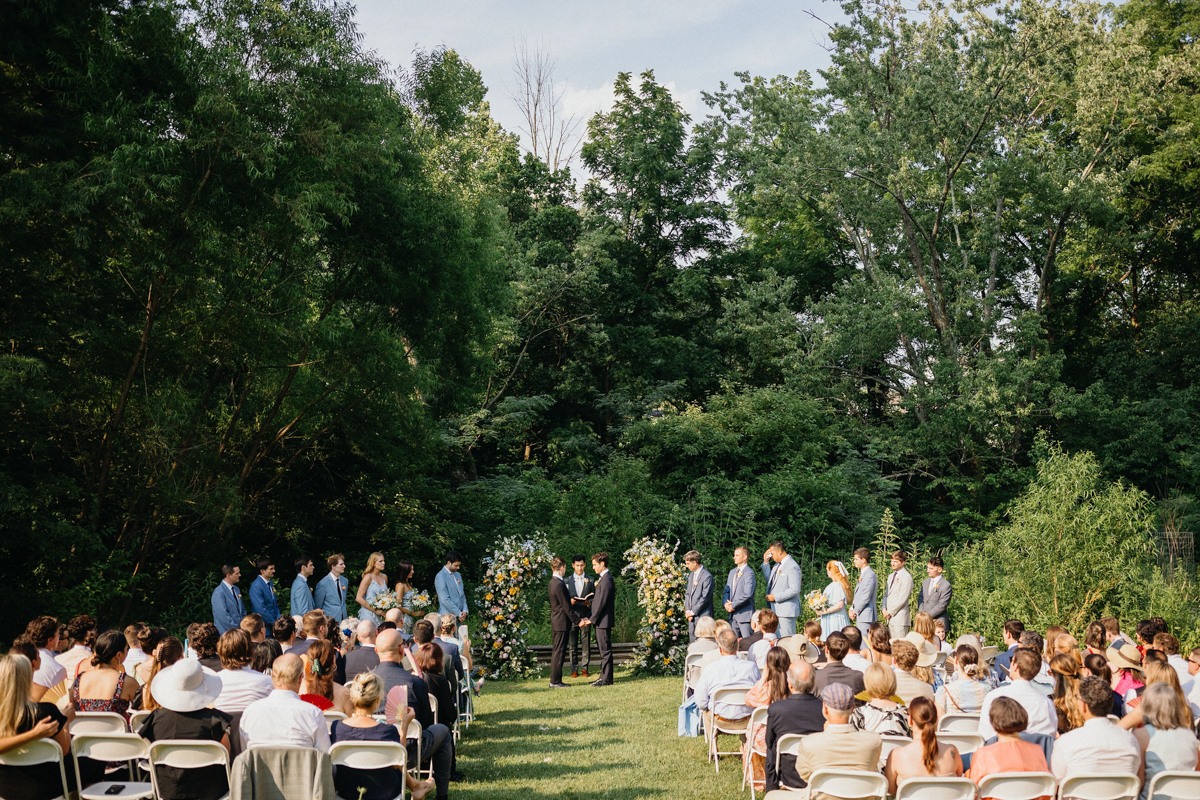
[{"x1": 508, "y1": 39, "x2": 581, "y2": 171}]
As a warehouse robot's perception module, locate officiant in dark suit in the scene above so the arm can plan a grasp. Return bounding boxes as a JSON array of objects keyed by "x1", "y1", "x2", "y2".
[
  {"x1": 580, "y1": 552, "x2": 615, "y2": 686},
  {"x1": 566, "y1": 555, "x2": 595, "y2": 679},
  {"x1": 548, "y1": 557, "x2": 571, "y2": 688}
]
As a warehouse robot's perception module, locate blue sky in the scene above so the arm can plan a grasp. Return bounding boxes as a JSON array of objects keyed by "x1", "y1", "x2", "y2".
[{"x1": 353, "y1": 0, "x2": 844, "y2": 156}]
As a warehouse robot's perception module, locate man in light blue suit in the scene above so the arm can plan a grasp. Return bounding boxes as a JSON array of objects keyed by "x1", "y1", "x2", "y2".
[
  {"x1": 291, "y1": 555, "x2": 315, "y2": 617},
  {"x1": 248, "y1": 556, "x2": 281, "y2": 633},
  {"x1": 683, "y1": 550, "x2": 715, "y2": 642},
  {"x1": 849, "y1": 547, "x2": 878, "y2": 638},
  {"x1": 211, "y1": 563, "x2": 245, "y2": 634},
  {"x1": 762, "y1": 541, "x2": 802, "y2": 638},
  {"x1": 313, "y1": 553, "x2": 348, "y2": 622},
  {"x1": 436, "y1": 551, "x2": 468, "y2": 621},
  {"x1": 722, "y1": 546, "x2": 757, "y2": 638}
]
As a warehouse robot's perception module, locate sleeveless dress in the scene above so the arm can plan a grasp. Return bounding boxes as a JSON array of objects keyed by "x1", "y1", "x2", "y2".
[
  {"x1": 400, "y1": 589, "x2": 416, "y2": 635},
  {"x1": 358, "y1": 578, "x2": 387, "y2": 625},
  {"x1": 820, "y1": 581, "x2": 852, "y2": 639},
  {"x1": 72, "y1": 672, "x2": 131, "y2": 785}
]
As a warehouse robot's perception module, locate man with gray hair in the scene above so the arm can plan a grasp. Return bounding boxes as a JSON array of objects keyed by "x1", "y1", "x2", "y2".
[
  {"x1": 239, "y1": 652, "x2": 331, "y2": 750},
  {"x1": 692, "y1": 629, "x2": 759, "y2": 723},
  {"x1": 345, "y1": 618, "x2": 379, "y2": 682},
  {"x1": 765, "y1": 661, "x2": 825, "y2": 792},
  {"x1": 683, "y1": 550, "x2": 714, "y2": 643},
  {"x1": 793, "y1": 684, "x2": 883, "y2": 794}
]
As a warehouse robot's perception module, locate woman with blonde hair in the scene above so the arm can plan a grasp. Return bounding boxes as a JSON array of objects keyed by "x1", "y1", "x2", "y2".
[
  {"x1": 913, "y1": 612, "x2": 939, "y2": 649},
  {"x1": 1050, "y1": 653, "x2": 1084, "y2": 734},
  {"x1": 138, "y1": 636, "x2": 184, "y2": 711},
  {"x1": 852, "y1": 662, "x2": 911, "y2": 736},
  {"x1": 817, "y1": 561, "x2": 852, "y2": 639},
  {"x1": 355, "y1": 551, "x2": 389, "y2": 626},
  {"x1": 884, "y1": 695, "x2": 963, "y2": 795},
  {"x1": 1119, "y1": 659, "x2": 1189, "y2": 730},
  {"x1": 0, "y1": 654, "x2": 73, "y2": 800},
  {"x1": 1137, "y1": 683, "x2": 1198, "y2": 800}
]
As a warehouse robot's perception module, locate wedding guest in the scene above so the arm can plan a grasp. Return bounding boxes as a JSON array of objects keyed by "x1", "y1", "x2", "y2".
[
  {"x1": 291, "y1": 555, "x2": 316, "y2": 617},
  {"x1": 765, "y1": 660, "x2": 825, "y2": 792},
  {"x1": 954, "y1": 634, "x2": 998, "y2": 689},
  {"x1": 882, "y1": 550, "x2": 913, "y2": 639},
  {"x1": 841, "y1": 626, "x2": 871, "y2": 672},
  {"x1": 436, "y1": 615, "x2": 466, "y2": 683},
  {"x1": 1050, "y1": 653, "x2": 1085, "y2": 734},
  {"x1": 815, "y1": 631, "x2": 866, "y2": 695},
  {"x1": 299, "y1": 639, "x2": 352, "y2": 715},
  {"x1": 693, "y1": 629, "x2": 760, "y2": 725},
  {"x1": 346, "y1": 619, "x2": 380, "y2": 683},
  {"x1": 968, "y1": 698, "x2": 1050, "y2": 792},
  {"x1": 683, "y1": 550, "x2": 715, "y2": 643},
  {"x1": 134, "y1": 627, "x2": 169, "y2": 685},
  {"x1": 272, "y1": 614, "x2": 297, "y2": 651},
  {"x1": 913, "y1": 612, "x2": 939, "y2": 651},
  {"x1": 1119, "y1": 659, "x2": 1189, "y2": 729},
  {"x1": 291, "y1": 610, "x2": 327, "y2": 659},
  {"x1": 936, "y1": 644, "x2": 989, "y2": 716},
  {"x1": 356, "y1": 552, "x2": 389, "y2": 628},
  {"x1": 849, "y1": 547, "x2": 878, "y2": 639},
  {"x1": 251, "y1": 640, "x2": 281, "y2": 675},
  {"x1": 743, "y1": 647, "x2": 790, "y2": 791},
  {"x1": 1082, "y1": 652, "x2": 1126, "y2": 718},
  {"x1": 761, "y1": 541, "x2": 802, "y2": 638},
  {"x1": 1186, "y1": 647, "x2": 1200, "y2": 718},
  {"x1": 978, "y1": 648, "x2": 1058, "y2": 740},
  {"x1": 748, "y1": 610, "x2": 781, "y2": 669},
  {"x1": 852, "y1": 662, "x2": 912, "y2": 737},
  {"x1": 1051, "y1": 676, "x2": 1143, "y2": 786},
  {"x1": 56, "y1": 615, "x2": 97, "y2": 675},
  {"x1": 993, "y1": 620, "x2": 1024, "y2": 680},
  {"x1": 191, "y1": 623, "x2": 222, "y2": 672},
  {"x1": 1138, "y1": 682, "x2": 1198, "y2": 800},
  {"x1": 793, "y1": 684, "x2": 882, "y2": 793},
  {"x1": 239, "y1": 653, "x2": 330, "y2": 750},
  {"x1": 687, "y1": 616, "x2": 719, "y2": 659},
  {"x1": 1043, "y1": 624, "x2": 1069, "y2": 659},
  {"x1": 0, "y1": 653, "x2": 72, "y2": 800},
  {"x1": 435, "y1": 551, "x2": 468, "y2": 623},
  {"x1": 248, "y1": 556, "x2": 281, "y2": 632},
  {"x1": 869, "y1": 625, "x2": 893, "y2": 667},
  {"x1": 23, "y1": 616, "x2": 63, "y2": 702},
  {"x1": 1109, "y1": 643, "x2": 1146, "y2": 703},
  {"x1": 140, "y1": 637, "x2": 184, "y2": 711},
  {"x1": 138, "y1": 658, "x2": 232, "y2": 800},
  {"x1": 314, "y1": 554, "x2": 349, "y2": 622},
  {"x1": 210, "y1": 563, "x2": 245, "y2": 634},
  {"x1": 122, "y1": 622, "x2": 148, "y2": 674},
  {"x1": 1084, "y1": 620, "x2": 1107, "y2": 656},
  {"x1": 1153, "y1": 633, "x2": 1192, "y2": 693},
  {"x1": 892, "y1": 640, "x2": 935, "y2": 706},
  {"x1": 414, "y1": 643, "x2": 456, "y2": 729},
  {"x1": 723, "y1": 546, "x2": 756, "y2": 638},
  {"x1": 884, "y1": 695, "x2": 963, "y2": 795},
  {"x1": 213, "y1": 629, "x2": 273, "y2": 714},
  {"x1": 739, "y1": 611, "x2": 764, "y2": 652},
  {"x1": 1102, "y1": 616, "x2": 1134, "y2": 649},
  {"x1": 72, "y1": 630, "x2": 139, "y2": 785},
  {"x1": 240, "y1": 613, "x2": 266, "y2": 644},
  {"x1": 802, "y1": 620, "x2": 827, "y2": 664}
]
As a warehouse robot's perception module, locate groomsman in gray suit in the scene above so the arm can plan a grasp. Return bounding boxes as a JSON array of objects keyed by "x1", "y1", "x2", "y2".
[
  {"x1": 917, "y1": 555, "x2": 952, "y2": 635},
  {"x1": 683, "y1": 550, "x2": 714, "y2": 642},
  {"x1": 882, "y1": 550, "x2": 913, "y2": 639},
  {"x1": 848, "y1": 547, "x2": 877, "y2": 638},
  {"x1": 723, "y1": 546, "x2": 756, "y2": 638}
]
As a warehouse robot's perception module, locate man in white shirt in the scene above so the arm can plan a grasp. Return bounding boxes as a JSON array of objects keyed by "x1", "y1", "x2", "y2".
[
  {"x1": 122, "y1": 622, "x2": 148, "y2": 674},
  {"x1": 693, "y1": 630, "x2": 760, "y2": 722},
  {"x1": 747, "y1": 610, "x2": 780, "y2": 669},
  {"x1": 978, "y1": 648, "x2": 1058, "y2": 739},
  {"x1": 1051, "y1": 675, "x2": 1143, "y2": 785},
  {"x1": 214, "y1": 629, "x2": 273, "y2": 714},
  {"x1": 24, "y1": 615, "x2": 65, "y2": 701},
  {"x1": 840, "y1": 626, "x2": 871, "y2": 673},
  {"x1": 239, "y1": 652, "x2": 331, "y2": 750},
  {"x1": 55, "y1": 614, "x2": 97, "y2": 676},
  {"x1": 1153, "y1": 633, "x2": 1193, "y2": 695}
]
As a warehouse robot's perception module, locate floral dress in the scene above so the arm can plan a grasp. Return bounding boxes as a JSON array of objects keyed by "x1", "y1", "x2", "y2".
[{"x1": 72, "y1": 672, "x2": 131, "y2": 785}]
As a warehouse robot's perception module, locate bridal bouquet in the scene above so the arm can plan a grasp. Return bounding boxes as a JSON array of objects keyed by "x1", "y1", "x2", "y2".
[
  {"x1": 805, "y1": 590, "x2": 830, "y2": 614},
  {"x1": 369, "y1": 591, "x2": 401, "y2": 615},
  {"x1": 409, "y1": 591, "x2": 434, "y2": 614}
]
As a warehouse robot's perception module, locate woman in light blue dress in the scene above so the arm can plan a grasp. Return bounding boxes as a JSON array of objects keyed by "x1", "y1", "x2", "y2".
[
  {"x1": 393, "y1": 560, "x2": 418, "y2": 636},
  {"x1": 818, "y1": 560, "x2": 853, "y2": 639},
  {"x1": 355, "y1": 551, "x2": 389, "y2": 626}
]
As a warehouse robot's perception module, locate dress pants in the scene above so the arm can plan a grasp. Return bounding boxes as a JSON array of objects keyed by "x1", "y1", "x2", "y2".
[
  {"x1": 550, "y1": 629, "x2": 568, "y2": 683},
  {"x1": 594, "y1": 626, "x2": 614, "y2": 684},
  {"x1": 776, "y1": 615, "x2": 797, "y2": 638},
  {"x1": 888, "y1": 619, "x2": 910, "y2": 639},
  {"x1": 856, "y1": 620, "x2": 872, "y2": 639},
  {"x1": 731, "y1": 615, "x2": 753, "y2": 638},
  {"x1": 408, "y1": 722, "x2": 452, "y2": 797},
  {"x1": 569, "y1": 620, "x2": 592, "y2": 671}
]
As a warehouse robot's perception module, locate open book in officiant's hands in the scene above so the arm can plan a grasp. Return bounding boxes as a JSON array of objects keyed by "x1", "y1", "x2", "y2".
[{"x1": 571, "y1": 593, "x2": 594, "y2": 604}]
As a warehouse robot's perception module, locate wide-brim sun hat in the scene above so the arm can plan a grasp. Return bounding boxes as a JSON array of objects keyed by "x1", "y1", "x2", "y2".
[
  {"x1": 150, "y1": 657, "x2": 223, "y2": 712},
  {"x1": 902, "y1": 631, "x2": 939, "y2": 667},
  {"x1": 1107, "y1": 644, "x2": 1143, "y2": 673}
]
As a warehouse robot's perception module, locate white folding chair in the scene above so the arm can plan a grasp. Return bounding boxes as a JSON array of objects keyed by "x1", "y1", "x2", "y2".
[
  {"x1": 805, "y1": 768, "x2": 889, "y2": 800},
  {"x1": 1145, "y1": 770, "x2": 1200, "y2": 799},
  {"x1": 0, "y1": 738, "x2": 69, "y2": 799},
  {"x1": 895, "y1": 776, "x2": 978, "y2": 800},
  {"x1": 934, "y1": 651, "x2": 949, "y2": 668},
  {"x1": 428, "y1": 695, "x2": 438, "y2": 722},
  {"x1": 325, "y1": 709, "x2": 348, "y2": 731},
  {"x1": 69, "y1": 711, "x2": 129, "y2": 735},
  {"x1": 71, "y1": 734, "x2": 153, "y2": 799},
  {"x1": 683, "y1": 653, "x2": 704, "y2": 700},
  {"x1": 404, "y1": 718, "x2": 432, "y2": 782},
  {"x1": 741, "y1": 707, "x2": 769, "y2": 799},
  {"x1": 977, "y1": 772, "x2": 1058, "y2": 800},
  {"x1": 459, "y1": 655, "x2": 474, "y2": 727},
  {"x1": 147, "y1": 740, "x2": 231, "y2": 800},
  {"x1": 128, "y1": 709, "x2": 152, "y2": 734},
  {"x1": 330, "y1": 741, "x2": 406, "y2": 800},
  {"x1": 706, "y1": 687, "x2": 750, "y2": 771},
  {"x1": 1057, "y1": 773, "x2": 1141, "y2": 800},
  {"x1": 938, "y1": 731, "x2": 985, "y2": 755},
  {"x1": 939, "y1": 713, "x2": 981, "y2": 733},
  {"x1": 774, "y1": 734, "x2": 807, "y2": 791},
  {"x1": 878, "y1": 733, "x2": 912, "y2": 769},
  {"x1": 981, "y1": 646, "x2": 999, "y2": 664}
]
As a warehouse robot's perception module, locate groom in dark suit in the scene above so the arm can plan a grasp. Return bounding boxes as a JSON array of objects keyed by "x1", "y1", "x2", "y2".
[
  {"x1": 548, "y1": 557, "x2": 571, "y2": 688},
  {"x1": 580, "y1": 552, "x2": 615, "y2": 686}
]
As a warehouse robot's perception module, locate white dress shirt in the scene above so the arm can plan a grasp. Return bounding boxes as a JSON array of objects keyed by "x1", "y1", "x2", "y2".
[
  {"x1": 123, "y1": 647, "x2": 148, "y2": 675},
  {"x1": 748, "y1": 633, "x2": 778, "y2": 670},
  {"x1": 240, "y1": 689, "x2": 331, "y2": 751},
  {"x1": 1050, "y1": 716, "x2": 1141, "y2": 782},
  {"x1": 977, "y1": 679, "x2": 1058, "y2": 739},
  {"x1": 573, "y1": 574, "x2": 587, "y2": 595},
  {"x1": 33, "y1": 648, "x2": 66, "y2": 689},
  {"x1": 692, "y1": 654, "x2": 760, "y2": 718},
  {"x1": 54, "y1": 645, "x2": 92, "y2": 676},
  {"x1": 214, "y1": 666, "x2": 274, "y2": 713},
  {"x1": 843, "y1": 653, "x2": 871, "y2": 673},
  {"x1": 1168, "y1": 654, "x2": 1194, "y2": 695}
]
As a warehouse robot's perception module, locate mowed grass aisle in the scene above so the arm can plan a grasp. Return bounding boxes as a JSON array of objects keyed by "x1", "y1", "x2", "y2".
[{"x1": 454, "y1": 667, "x2": 747, "y2": 800}]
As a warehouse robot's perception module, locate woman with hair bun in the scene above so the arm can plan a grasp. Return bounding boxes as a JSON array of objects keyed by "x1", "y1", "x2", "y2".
[
  {"x1": 884, "y1": 695, "x2": 964, "y2": 795},
  {"x1": 935, "y1": 644, "x2": 990, "y2": 716}
]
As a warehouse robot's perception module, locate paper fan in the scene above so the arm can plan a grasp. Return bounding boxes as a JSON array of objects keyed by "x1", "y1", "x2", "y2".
[{"x1": 384, "y1": 685, "x2": 408, "y2": 724}]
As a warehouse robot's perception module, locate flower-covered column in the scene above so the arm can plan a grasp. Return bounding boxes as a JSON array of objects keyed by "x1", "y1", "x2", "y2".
[
  {"x1": 623, "y1": 537, "x2": 688, "y2": 676},
  {"x1": 476, "y1": 533, "x2": 552, "y2": 680}
]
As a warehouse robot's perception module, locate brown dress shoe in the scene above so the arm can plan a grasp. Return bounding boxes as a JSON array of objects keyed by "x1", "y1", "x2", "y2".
[
  {"x1": 570, "y1": 671, "x2": 578, "y2": 678},
  {"x1": 582, "y1": 669, "x2": 589, "y2": 677}
]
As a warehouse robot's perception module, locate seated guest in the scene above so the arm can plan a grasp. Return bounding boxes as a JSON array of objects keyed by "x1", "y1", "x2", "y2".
[
  {"x1": 698, "y1": 620, "x2": 736, "y2": 675},
  {"x1": 299, "y1": 639, "x2": 352, "y2": 716},
  {"x1": 852, "y1": 662, "x2": 911, "y2": 736},
  {"x1": 139, "y1": 637, "x2": 184, "y2": 711},
  {"x1": 1083, "y1": 620, "x2": 1108, "y2": 657},
  {"x1": 1082, "y1": 652, "x2": 1126, "y2": 718},
  {"x1": 934, "y1": 620, "x2": 952, "y2": 653},
  {"x1": 1119, "y1": 659, "x2": 1190, "y2": 729},
  {"x1": 1102, "y1": 616, "x2": 1134, "y2": 649},
  {"x1": 331, "y1": 672, "x2": 435, "y2": 800},
  {"x1": 1050, "y1": 653, "x2": 1084, "y2": 734},
  {"x1": 688, "y1": 616, "x2": 719, "y2": 657},
  {"x1": 738, "y1": 611, "x2": 764, "y2": 652},
  {"x1": 744, "y1": 647, "x2": 791, "y2": 791},
  {"x1": 291, "y1": 610, "x2": 327, "y2": 658},
  {"x1": 1019, "y1": 631, "x2": 1053, "y2": 693},
  {"x1": 891, "y1": 639, "x2": 935, "y2": 706},
  {"x1": 801, "y1": 620, "x2": 827, "y2": 664},
  {"x1": 790, "y1": 684, "x2": 882, "y2": 797},
  {"x1": 346, "y1": 619, "x2": 380, "y2": 683},
  {"x1": 978, "y1": 648, "x2": 1058, "y2": 739},
  {"x1": 1138, "y1": 682, "x2": 1199, "y2": 800},
  {"x1": 1051, "y1": 675, "x2": 1142, "y2": 786},
  {"x1": 250, "y1": 641, "x2": 280, "y2": 675},
  {"x1": 1136, "y1": 619, "x2": 1163, "y2": 653},
  {"x1": 840, "y1": 626, "x2": 871, "y2": 672},
  {"x1": 1109, "y1": 643, "x2": 1146, "y2": 703},
  {"x1": 748, "y1": 610, "x2": 781, "y2": 669},
  {"x1": 968, "y1": 697, "x2": 1050, "y2": 795},
  {"x1": 884, "y1": 695, "x2": 963, "y2": 795},
  {"x1": 190, "y1": 623, "x2": 222, "y2": 672},
  {"x1": 272, "y1": 615, "x2": 297, "y2": 651},
  {"x1": 413, "y1": 643, "x2": 456, "y2": 729},
  {"x1": 436, "y1": 615, "x2": 467, "y2": 676},
  {"x1": 936, "y1": 644, "x2": 989, "y2": 716},
  {"x1": 239, "y1": 613, "x2": 267, "y2": 644},
  {"x1": 56, "y1": 615, "x2": 97, "y2": 675},
  {"x1": 869, "y1": 625, "x2": 893, "y2": 666},
  {"x1": 133, "y1": 627, "x2": 169, "y2": 685},
  {"x1": 954, "y1": 634, "x2": 999, "y2": 689},
  {"x1": 23, "y1": 616, "x2": 64, "y2": 702},
  {"x1": 213, "y1": 629, "x2": 273, "y2": 714},
  {"x1": 1153, "y1": 633, "x2": 1192, "y2": 694},
  {"x1": 239, "y1": 652, "x2": 330, "y2": 750},
  {"x1": 138, "y1": 658, "x2": 232, "y2": 800},
  {"x1": 72, "y1": 630, "x2": 139, "y2": 720},
  {"x1": 913, "y1": 611, "x2": 940, "y2": 651},
  {"x1": 0, "y1": 652, "x2": 72, "y2": 800},
  {"x1": 1050, "y1": 633, "x2": 1080, "y2": 663},
  {"x1": 693, "y1": 629, "x2": 760, "y2": 726},
  {"x1": 765, "y1": 660, "x2": 825, "y2": 792},
  {"x1": 122, "y1": 622, "x2": 148, "y2": 675},
  {"x1": 814, "y1": 631, "x2": 865, "y2": 695}
]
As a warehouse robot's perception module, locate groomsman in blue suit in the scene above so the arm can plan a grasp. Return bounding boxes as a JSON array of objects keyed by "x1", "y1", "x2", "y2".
[
  {"x1": 436, "y1": 551, "x2": 468, "y2": 622},
  {"x1": 211, "y1": 563, "x2": 245, "y2": 634},
  {"x1": 291, "y1": 555, "x2": 315, "y2": 617},
  {"x1": 248, "y1": 557, "x2": 281, "y2": 633},
  {"x1": 313, "y1": 553, "x2": 348, "y2": 622},
  {"x1": 723, "y1": 546, "x2": 757, "y2": 638},
  {"x1": 849, "y1": 547, "x2": 878, "y2": 638},
  {"x1": 762, "y1": 541, "x2": 802, "y2": 637},
  {"x1": 683, "y1": 550, "x2": 715, "y2": 642}
]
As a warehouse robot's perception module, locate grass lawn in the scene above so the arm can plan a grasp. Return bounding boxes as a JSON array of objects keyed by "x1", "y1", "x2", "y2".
[{"x1": 454, "y1": 666, "x2": 747, "y2": 800}]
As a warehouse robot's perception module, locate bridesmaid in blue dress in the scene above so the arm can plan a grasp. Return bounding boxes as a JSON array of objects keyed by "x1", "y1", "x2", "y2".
[
  {"x1": 819, "y1": 560, "x2": 853, "y2": 639},
  {"x1": 355, "y1": 552, "x2": 389, "y2": 626}
]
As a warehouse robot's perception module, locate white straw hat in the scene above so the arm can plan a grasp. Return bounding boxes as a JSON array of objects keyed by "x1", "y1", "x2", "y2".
[{"x1": 150, "y1": 657, "x2": 223, "y2": 713}]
